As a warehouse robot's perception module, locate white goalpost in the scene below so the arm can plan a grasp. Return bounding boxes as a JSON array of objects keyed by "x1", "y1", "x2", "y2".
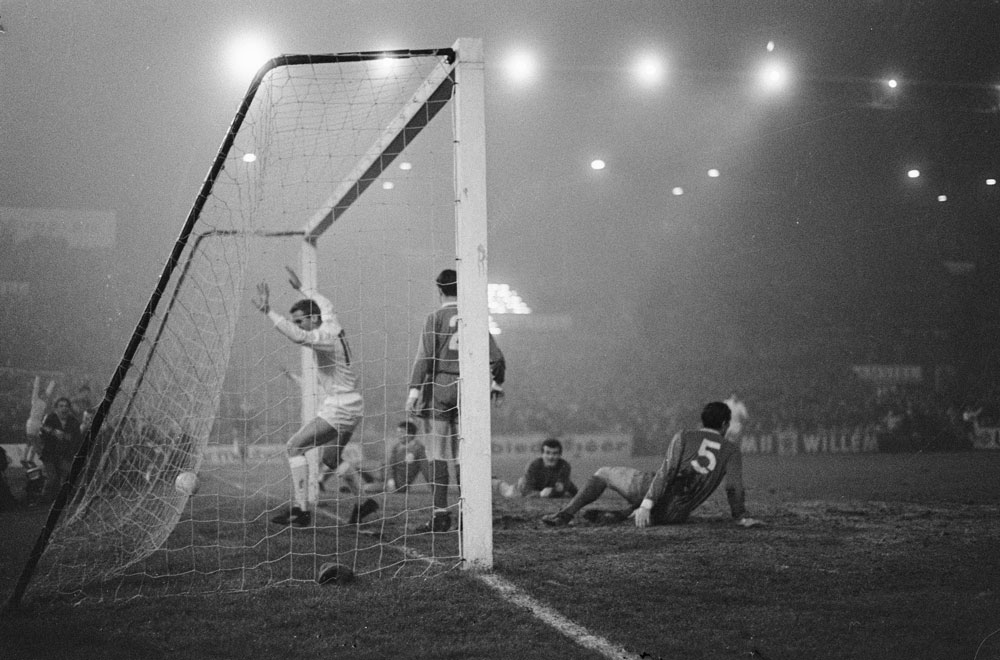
[{"x1": 10, "y1": 38, "x2": 493, "y2": 606}]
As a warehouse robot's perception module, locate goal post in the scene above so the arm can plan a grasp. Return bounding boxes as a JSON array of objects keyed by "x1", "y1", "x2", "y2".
[
  {"x1": 9, "y1": 38, "x2": 493, "y2": 607},
  {"x1": 452, "y1": 38, "x2": 493, "y2": 570}
]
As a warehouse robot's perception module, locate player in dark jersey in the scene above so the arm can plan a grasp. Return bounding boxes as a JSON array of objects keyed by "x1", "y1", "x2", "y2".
[
  {"x1": 406, "y1": 268, "x2": 506, "y2": 533},
  {"x1": 542, "y1": 401, "x2": 762, "y2": 528}
]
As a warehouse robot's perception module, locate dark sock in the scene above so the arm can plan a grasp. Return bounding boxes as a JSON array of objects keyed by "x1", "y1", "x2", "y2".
[
  {"x1": 431, "y1": 459, "x2": 450, "y2": 512},
  {"x1": 562, "y1": 475, "x2": 608, "y2": 517}
]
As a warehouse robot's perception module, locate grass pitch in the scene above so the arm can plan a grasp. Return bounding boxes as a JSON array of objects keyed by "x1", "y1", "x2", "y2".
[{"x1": 2, "y1": 451, "x2": 999, "y2": 659}]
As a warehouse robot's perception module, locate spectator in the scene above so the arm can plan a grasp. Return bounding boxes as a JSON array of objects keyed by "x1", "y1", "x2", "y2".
[{"x1": 39, "y1": 396, "x2": 82, "y2": 499}]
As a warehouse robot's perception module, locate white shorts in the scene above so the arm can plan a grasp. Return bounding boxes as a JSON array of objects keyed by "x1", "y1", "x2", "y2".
[{"x1": 316, "y1": 393, "x2": 362, "y2": 432}]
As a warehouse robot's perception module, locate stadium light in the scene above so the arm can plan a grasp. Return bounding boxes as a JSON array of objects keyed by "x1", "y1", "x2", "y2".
[
  {"x1": 632, "y1": 52, "x2": 667, "y2": 88},
  {"x1": 672, "y1": 186, "x2": 684, "y2": 196},
  {"x1": 986, "y1": 178, "x2": 996, "y2": 186},
  {"x1": 242, "y1": 153, "x2": 257, "y2": 163},
  {"x1": 504, "y1": 49, "x2": 538, "y2": 85},
  {"x1": 937, "y1": 194, "x2": 947, "y2": 202},
  {"x1": 590, "y1": 159, "x2": 606, "y2": 170},
  {"x1": 887, "y1": 78, "x2": 899, "y2": 89},
  {"x1": 907, "y1": 169, "x2": 921, "y2": 179},
  {"x1": 758, "y1": 58, "x2": 791, "y2": 94},
  {"x1": 766, "y1": 41, "x2": 775, "y2": 52},
  {"x1": 707, "y1": 168, "x2": 720, "y2": 178},
  {"x1": 227, "y1": 33, "x2": 274, "y2": 83},
  {"x1": 382, "y1": 181, "x2": 394, "y2": 190},
  {"x1": 398, "y1": 162, "x2": 412, "y2": 171}
]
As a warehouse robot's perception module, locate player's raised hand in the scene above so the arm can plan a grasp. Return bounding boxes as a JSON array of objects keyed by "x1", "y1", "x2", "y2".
[
  {"x1": 252, "y1": 282, "x2": 270, "y2": 313},
  {"x1": 490, "y1": 381, "x2": 505, "y2": 406},
  {"x1": 284, "y1": 267, "x2": 302, "y2": 291}
]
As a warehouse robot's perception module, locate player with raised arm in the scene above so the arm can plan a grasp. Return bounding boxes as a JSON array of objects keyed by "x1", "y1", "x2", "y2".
[
  {"x1": 406, "y1": 268, "x2": 506, "y2": 533},
  {"x1": 542, "y1": 401, "x2": 762, "y2": 529},
  {"x1": 252, "y1": 267, "x2": 376, "y2": 527}
]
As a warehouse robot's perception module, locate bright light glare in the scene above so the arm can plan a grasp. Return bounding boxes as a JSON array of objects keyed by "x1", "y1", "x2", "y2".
[
  {"x1": 633, "y1": 53, "x2": 666, "y2": 87},
  {"x1": 887, "y1": 79, "x2": 898, "y2": 89},
  {"x1": 759, "y1": 59, "x2": 790, "y2": 93},
  {"x1": 242, "y1": 153, "x2": 257, "y2": 163},
  {"x1": 505, "y1": 50, "x2": 537, "y2": 85},
  {"x1": 382, "y1": 181, "x2": 394, "y2": 190},
  {"x1": 228, "y1": 34, "x2": 273, "y2": 82},
  {"x1": 766, "y1": 41, "x2": 775, "y2": 52},
  {"x1": 398, "y1": 162, "x2": 412, "y2": 171},
  {"x1": 590, "y1": 159, "x2": 606, "y2": 170},
  {"x1": 986, "y1": 178, "x2": 996, "y2": 186},
  {"x1": 707, "y1": 168, "x2": 720, "y2": 178},
  {"x1": 908, "y1": 169, "x2": 921, "y2": 179},
  {"x1": 937, "y1": 195, "x2": 947, "y2": 202},
  {"x1": 672, "y1": 187, "x2": 684, "y2": 196}
]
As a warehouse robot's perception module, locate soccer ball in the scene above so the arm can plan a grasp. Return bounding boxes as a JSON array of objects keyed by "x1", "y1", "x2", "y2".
[
  {"x1": 316, "y1": 562, "x2": 355, "y2": 585},
  {"x1": 175, "y1": 471, "x2": 199, "y2": 496}
]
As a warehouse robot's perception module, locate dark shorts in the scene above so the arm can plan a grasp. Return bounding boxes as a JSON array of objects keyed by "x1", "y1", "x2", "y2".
[{"x1": 428, "y1": 372, "x2": 459, "y2": 421}]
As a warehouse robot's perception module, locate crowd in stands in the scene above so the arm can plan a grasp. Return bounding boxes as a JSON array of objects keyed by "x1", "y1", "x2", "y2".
[{"x1": 493, "y1": 360, "x2": 996, "y2": 454}]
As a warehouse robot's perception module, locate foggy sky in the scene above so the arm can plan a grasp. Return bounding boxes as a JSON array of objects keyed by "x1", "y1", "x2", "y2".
[{"x1": 2, "y1": 1, "x2": 998, "y2": 369}]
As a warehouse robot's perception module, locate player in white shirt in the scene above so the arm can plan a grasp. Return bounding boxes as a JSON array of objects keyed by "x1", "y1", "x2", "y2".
[
  {"x1": 253, "y1": 267, "x2": 373, "y2": 527},
  {"x1": 724, "y1": 393, "x2": 748, "y2": 440}
]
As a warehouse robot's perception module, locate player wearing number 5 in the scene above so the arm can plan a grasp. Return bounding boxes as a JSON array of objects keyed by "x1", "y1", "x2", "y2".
[
  {"x1": 542, "y1": 401, "x2": 761, "y2": 529},
  {"x1": 407, "y1": 268, "x2": 506, "y2": 534}
]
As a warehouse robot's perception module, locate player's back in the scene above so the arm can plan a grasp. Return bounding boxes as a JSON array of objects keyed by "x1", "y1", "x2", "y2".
[
  {"x1": 430, "y1": 304, "x2": 460, "y2": 374},
  {"x1": 656, "y1": 429, "x2": 739, "y2": 524}
]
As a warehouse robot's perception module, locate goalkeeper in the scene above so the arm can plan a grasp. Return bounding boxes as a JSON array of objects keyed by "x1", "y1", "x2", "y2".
[
  {"x1": 253, "y1": 267, "x2": 377, "y2": 527},
  {"x1": 542, "y1": 401, "x2": 761, "y2": 529}
]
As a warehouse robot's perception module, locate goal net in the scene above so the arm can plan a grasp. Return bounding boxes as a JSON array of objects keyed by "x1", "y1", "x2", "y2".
[{"x1": 14, "y1": 40, "x2": 493, "y2": 605}]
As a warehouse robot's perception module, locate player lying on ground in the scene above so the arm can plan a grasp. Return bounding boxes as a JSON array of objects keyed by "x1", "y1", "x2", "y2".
[
  {"x1": 495, "y1": 437, "x2": 577, "y2": 499},
  {"x1": 542, "y1": 401, "x2": 762, "y2": 528},
  {"x1": 253, "y1": 267, "x2": 378, "y2": 527}
]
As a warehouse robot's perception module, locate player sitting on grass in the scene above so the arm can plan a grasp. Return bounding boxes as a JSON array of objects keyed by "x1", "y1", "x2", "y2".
[
  {"x1": 542, "y1": 401, "x2": 761, "y2": 529},
  {"x1": 253, "y1": 267, "x2": 377, "y2": 528},
  {"x1": 495, "y1": 438, "x2": 577, "y2": 498}
]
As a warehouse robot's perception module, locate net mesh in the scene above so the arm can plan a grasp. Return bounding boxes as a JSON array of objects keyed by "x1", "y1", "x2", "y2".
[{"x1": 25, "y1": 52, "x2": 469, "y2": 603}]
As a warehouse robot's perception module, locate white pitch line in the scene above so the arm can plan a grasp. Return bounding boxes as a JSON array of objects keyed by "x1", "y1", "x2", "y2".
[
  {"x1": 476, "y1": 572, "x2": 643, "y2": 660},
  {"x1": 211, "y1": 472, "x2": 640, "y2": 659}
]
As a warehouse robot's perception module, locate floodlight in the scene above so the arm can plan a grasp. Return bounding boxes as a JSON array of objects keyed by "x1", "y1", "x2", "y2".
[
  {"x1": 633, "y1": 53, "x2": 666, "y2": 87},
  {"x1": 505, "y1": 50, "x2": 537, "y2": 85},
  {"x1": 227, "y1": 34, "x2": 274, "y2": 82},
  {"x1": 758, "y1": 59, "x2": 790, "y2": 93}
]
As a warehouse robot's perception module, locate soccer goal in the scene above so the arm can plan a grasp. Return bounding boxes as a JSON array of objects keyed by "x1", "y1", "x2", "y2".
[{"x1": 10, "y1": 38, "x2": 493, "y2": 606}]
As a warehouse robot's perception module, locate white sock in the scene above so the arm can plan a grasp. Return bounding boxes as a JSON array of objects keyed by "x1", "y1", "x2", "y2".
[{"x1": 289, "y1": 455, "x2": 309, "y2": 510}]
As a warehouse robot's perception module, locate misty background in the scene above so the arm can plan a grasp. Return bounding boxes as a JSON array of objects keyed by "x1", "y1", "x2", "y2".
[{"x1": 2, "y1": 1, "x2": 999, "y2": 444}]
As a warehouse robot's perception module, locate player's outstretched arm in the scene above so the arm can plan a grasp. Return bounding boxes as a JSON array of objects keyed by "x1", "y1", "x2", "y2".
[
  {"x1": 284, "y1": 266, "x2": 302, "y2": 291},
  {"x1": 251, "y1": 282, "x2": 270, "y2": 314}
]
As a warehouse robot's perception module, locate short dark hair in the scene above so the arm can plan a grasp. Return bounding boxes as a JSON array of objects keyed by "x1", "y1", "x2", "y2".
[
  {"x1": 290, "y1": 299, "x2": 321, "y2": 318},
  {"x1": 701, "y1": 401, "x2": 732, "y2": 430},
  {"x1": 541, "y1": 438, "x2": 563, "y2": 453},
  {"x1": 54, "y1": 397, "x2": 72, "y2": 409},
  {"x1": 398, "y1": 420, "x2": 418, "y2": 435},
  {"x1": 436, "y1": 269, "x2": 457, "y2": 297}
]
